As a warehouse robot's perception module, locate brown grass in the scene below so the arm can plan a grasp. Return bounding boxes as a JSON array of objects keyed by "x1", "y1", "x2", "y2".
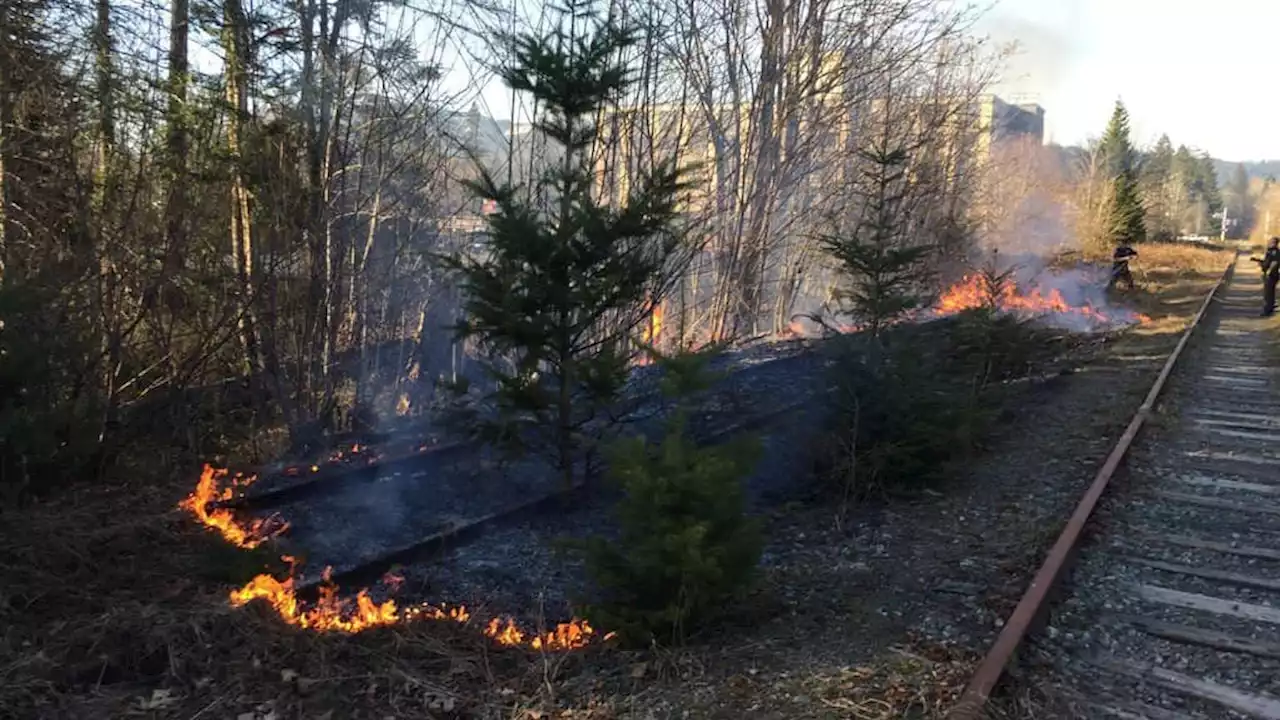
[
  {"x1": 0, "y1": 466, "x2": 571, "y2": 719},
  {"x1": 1067, "y1": 239, "x2": 1236, "y2": 277}
]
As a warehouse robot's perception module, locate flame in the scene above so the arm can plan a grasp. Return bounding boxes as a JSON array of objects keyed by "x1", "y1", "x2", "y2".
[
  {"x1": 933, "y1": 273, "x2": 1143, "y2": 326},
  {"x1": 642, "y1": 299, "x2": 664, "y2": 346},
  {"x1": 228, "y1": 563, "x2": 604, "y2": 647},
  {"x1": 177, "y1": 465, "x2": 289, "y2": 548},
  {"x1": 181, "y1": 464, "x2": 611, "y2": 649}
]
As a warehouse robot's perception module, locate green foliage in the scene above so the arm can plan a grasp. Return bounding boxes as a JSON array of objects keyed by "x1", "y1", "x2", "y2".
[
  {"x1": 0, "y1": 280, "x2": 102, "y2": 503},
  {"x1": 575, "y1": 347, "x2": 763, "y2": 647},
  {"x1": 1099, "y1": 101, "x2": 1147, "y2": 246},
  {"x1": 819, "y1": 145, "x2": 934, "y2": 337},
  {"x1": 817, "y1": 254, "x2": 1046, "y2": 505},
  {"x1": 439, "y1": 1, "x2": 692, "y2": 487}
]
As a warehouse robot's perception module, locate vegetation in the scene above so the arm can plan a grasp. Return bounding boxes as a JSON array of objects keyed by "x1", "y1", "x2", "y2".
[
  {"x1": 1098, "y1": 101, "x2": 1147, "y2": 251},
  {"x1": 441, "y1": 4, "x2": 692, "y2": 488},
  {"x1": 0, "y1": 0, "x2": 1267, "y2": 714},
  {"x1": 575, "y1": 347, "x2": 762, "y2": 647}
]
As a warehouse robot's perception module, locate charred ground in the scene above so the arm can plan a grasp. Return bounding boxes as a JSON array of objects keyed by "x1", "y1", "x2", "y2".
[{"x1": 0, "y1": 243, "x2": 1237, "y2": 720}]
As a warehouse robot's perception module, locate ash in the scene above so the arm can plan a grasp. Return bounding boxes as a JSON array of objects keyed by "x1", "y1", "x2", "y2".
[{"x1": 261, "y1": 337, "x2": 827, "y2": 620}]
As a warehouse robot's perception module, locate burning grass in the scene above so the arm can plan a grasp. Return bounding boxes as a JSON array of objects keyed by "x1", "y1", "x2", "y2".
[
  {"x1": 180, "y1": 463, "x2": 608, "y2": 650},
  {"x1": 0, "y1": 462, "x2": 597, "y2": 718}
]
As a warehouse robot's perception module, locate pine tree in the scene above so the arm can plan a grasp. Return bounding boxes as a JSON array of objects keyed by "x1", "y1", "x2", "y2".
[
  {"x1": 1140, "y1": 134, "x2": 1175, "y2": 239},
  {"x1": 577, "y1": 347, "x2": 762, "y2": 646},
  {"x1": 1098, "y1": 101, "x2": 1146, "y2": 246},
  {"x1": 1197, "y1": 153, "x2": 1224, "y2": 235},
  {"x1": 442, "y1": 1, "x2": 692, "y2": 489},
  {"x1": 1228, "y1": 163, "x2": 1251, "y2": 238}
]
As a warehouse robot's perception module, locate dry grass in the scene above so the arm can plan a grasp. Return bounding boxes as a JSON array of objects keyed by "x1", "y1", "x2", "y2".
[
  {"x1": 0, "y1": 465, "x2": 571, "y2": 720},
  {"x1": 1064, "y1": 239, "x2": 1236, "y2": 277}
]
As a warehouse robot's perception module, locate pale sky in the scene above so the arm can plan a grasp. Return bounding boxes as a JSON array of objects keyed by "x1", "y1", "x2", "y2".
[
  {"x1": 979, "y1": 0, "x2": 1276, "y2": 161},
  {"x1": 453, "y1": 0, "x2": 1280, "y2": 161}
]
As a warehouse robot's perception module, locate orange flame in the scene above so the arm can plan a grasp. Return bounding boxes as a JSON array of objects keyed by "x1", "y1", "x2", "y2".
[
  {"x1": 181, "y1": 464, "x2": 611, "y2": 649},
  {"x1": 229, "y1": 564, "x2": 603, "y2": 647},
  {"x1": 177, "y1": 465, "x2": 289, "y2": 548},
  {"x1": 934, "y1": 273, "x2": 1143, "y2": 325}
]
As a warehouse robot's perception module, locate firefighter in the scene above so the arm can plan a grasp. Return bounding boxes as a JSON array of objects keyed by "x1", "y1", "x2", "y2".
[
  {"x1": 1110, "y1": 243, "x2": 1139, "y2": 291},
  {"x1": 1252, "y1": 236, "x2": 1280, "y2": 316}
]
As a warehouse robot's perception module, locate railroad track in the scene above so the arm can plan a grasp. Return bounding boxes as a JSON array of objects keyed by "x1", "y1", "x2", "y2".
[{"x1": 948, "y1": 254, "x2": 1280, "y2": 719}]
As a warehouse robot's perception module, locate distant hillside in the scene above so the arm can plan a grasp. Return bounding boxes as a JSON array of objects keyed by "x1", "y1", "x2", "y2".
[{"x1": 1211, "y1": 159, "x2": 1280, "y2": 184}]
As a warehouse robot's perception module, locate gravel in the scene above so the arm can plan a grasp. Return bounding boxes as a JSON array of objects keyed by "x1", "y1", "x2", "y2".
[{"x1": 1011, "y1": 265, "x2": 1280, "y2": 719}]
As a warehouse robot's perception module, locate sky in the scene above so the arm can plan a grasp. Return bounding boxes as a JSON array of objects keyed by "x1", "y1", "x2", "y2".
[
  {"x1": 978, "y1": 0, "x2": 1278, "y2": 161},
  {"x1": 447, "y1": 0, "x2": 1280, "y2": 161}
]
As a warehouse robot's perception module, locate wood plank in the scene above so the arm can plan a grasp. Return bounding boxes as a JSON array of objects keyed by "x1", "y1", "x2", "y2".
[
  {"x1": 1172, "y1": 474, "x2": 1280, "y2": 494},
  {"x1": 1190, "y1": 426, "x2": 1280, "y2": 444},
  {"x1": 1192, "y1": 414, "x2": 1280, "y2": 430},
  {"x1": 1124, "y1": 615, "x2": 1280, "y2": 661},
  {"x1": 1180, "y1": 450, "x2": 1274, "y2": 466},
  {"x1": 1151, "y1": 490, "x2": 1280, "y2": 516},
  {"x1": 1095, "y1": 657, "x2": 1280, "y2": 719},
  {"x1": 1144, "y1": 534, "x2": 1280, "y2": 562},
  {"x1": 1133, "y1": 584, "x2": 1280, "y2": 625},
  {"x1": 1123, "y1": 556, "x2": 1280, "y2": 592}
]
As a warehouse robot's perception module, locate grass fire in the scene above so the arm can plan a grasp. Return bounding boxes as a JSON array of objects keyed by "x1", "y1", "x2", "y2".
[{"x1": 180, "y1": 464, "x2": 607, "y2": 649}]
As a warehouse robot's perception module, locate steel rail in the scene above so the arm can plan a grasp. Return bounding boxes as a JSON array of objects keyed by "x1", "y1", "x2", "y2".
[{"x1": 945, "y1": 256, "x2": 1238, "y2": 720}]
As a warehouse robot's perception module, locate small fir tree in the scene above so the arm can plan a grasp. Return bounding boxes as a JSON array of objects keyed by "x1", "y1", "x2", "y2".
[
  {"x1": 576, "y1": 346, "x2": 762, "y2": 647},
  {"x1": 441, "y1": 1, "x2": 690, "y2": 489},
  {"x1": 819, "y1": 142, "x2": 933, "y2": 339}
]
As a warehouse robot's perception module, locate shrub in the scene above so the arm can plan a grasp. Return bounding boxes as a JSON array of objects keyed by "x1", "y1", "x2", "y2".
[{"x1": 575, "y1": 348, "x2": 762, "y2": 647}]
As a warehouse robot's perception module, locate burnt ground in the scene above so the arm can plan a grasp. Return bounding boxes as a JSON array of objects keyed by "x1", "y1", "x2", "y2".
[
  {"x1": 0, "y1": 252, "x2": 1234, "y2": 720},
  {"x1": 494, "y1": 269, "x2": 1229, "y2": 720}
]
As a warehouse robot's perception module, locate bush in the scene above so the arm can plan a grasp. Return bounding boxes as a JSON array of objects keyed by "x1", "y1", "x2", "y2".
[
  {"x1": 817, "y1": 284, "x2": 1049, "y2": 505},
  {"x1": 575, "y1": 348, "x2": 763, "y2": 647}
]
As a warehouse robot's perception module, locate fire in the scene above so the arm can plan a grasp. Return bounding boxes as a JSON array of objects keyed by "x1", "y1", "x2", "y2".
[
  {"x1": 177, "y1": 465, "x2": 289, "y2": 548},
  {"x1": 642, "y1": 299, "x2": 664, "y2": 346},
  {"x1": 181, "y1": 464, "x2": 610, "y2": 649},
  {"x1": 934, "y1": 273, "x2": 1126, "y2": 325},
  {"x1": 228, "y1": 564, "x2": 603, "y2": 647}
]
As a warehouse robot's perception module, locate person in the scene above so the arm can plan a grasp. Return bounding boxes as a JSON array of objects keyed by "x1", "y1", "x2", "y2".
[
  {"x1": 1110, "y1": 243, "x2": 1139, "y2": 291},
  {"x1": 1252, "y1": 236, "x2": 1280, "y2": 316}
]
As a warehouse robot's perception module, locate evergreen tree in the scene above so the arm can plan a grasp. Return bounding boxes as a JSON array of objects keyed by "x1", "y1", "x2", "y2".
[
  {"x1": 442, "y1": 1, "x2": 692, "y2": 489},
  {"x1": 1140, "y1": 134, "x2": 1175, "y2": 239},
  {"x1": 1227, "y1": 163, "x2": 1251, "y2": 238},
  {"x1": 819, "y1": 142, "x2": 932, "y2": 339},
  {"x1": 1098, "y1": 101, "x2": 1146, "y2": 246},
  {"x1": 577, "y1": 348, "x2": 762, "y2": 646},
  {"x1": 1197, "y1": 153, "x2": 1224, "y2": 235}
]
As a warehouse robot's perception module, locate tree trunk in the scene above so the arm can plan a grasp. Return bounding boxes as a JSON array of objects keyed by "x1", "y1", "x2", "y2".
[
  {"x1": 162, "y1": 0, "x2": 189, "y2": 289},
  {"x1": 223, "y1": 0, "x2": 266, "y2": 395}
]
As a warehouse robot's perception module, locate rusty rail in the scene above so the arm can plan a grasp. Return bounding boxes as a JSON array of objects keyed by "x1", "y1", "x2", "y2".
[{"x1": 946, "y1": 257, "x2": 1238, "y2": 720}]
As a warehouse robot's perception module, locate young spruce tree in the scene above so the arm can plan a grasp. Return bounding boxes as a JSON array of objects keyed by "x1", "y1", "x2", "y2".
[
  {"x1": 442, "y1": 2, "x2": 688, "y2": 490},
  {"x1": 577, "y1": 346, "x2": 763, "y2": 646},
  {"x1": 1099, "y1": 101, "x2": 1147, "y2": 248},
  {"x1": 819, "y1": 141, "x2": 932, "y2": 339}
]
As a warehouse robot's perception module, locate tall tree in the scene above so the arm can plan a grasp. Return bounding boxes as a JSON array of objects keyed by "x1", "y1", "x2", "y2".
[
  {"x1": 1098, "y1": 101, "x2": 1145, "y2": 247},
  {"x1": 444, "y1": 1, "x2": 693, "y2": 490},
  {"x1": 1227, "y1": 163, "x2": 1251, "y2": 238},
  {"x1": 1140, "y1": 134, "x2": 1175, "y2": 239}
]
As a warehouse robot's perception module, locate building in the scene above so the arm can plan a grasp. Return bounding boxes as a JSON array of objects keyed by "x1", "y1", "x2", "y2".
[{"x1": 975, "y1": 95, "x2": 1045, "y2": 159}]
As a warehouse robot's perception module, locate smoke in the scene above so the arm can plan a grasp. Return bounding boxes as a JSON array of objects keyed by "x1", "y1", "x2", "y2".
[{"x1": 980, "y1": 13, "x2": 1079, "y2": 110}]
